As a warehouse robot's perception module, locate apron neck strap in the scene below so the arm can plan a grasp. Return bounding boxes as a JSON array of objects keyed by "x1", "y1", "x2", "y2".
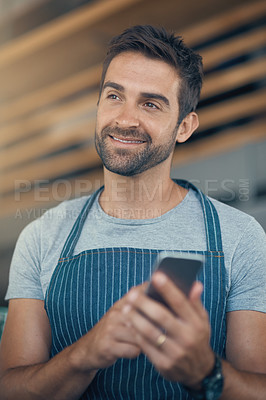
[
  {"x1": 175, "y1": 179, "x2": 223, "y2": 252},
  {"x1": 59, "y1": 186, "x2": 103, "y2": 259}
]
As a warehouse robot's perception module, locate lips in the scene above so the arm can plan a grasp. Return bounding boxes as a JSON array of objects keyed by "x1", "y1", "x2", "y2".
[
  {"x1": 101, "y1": 126, "x2": 151, "y2": 146},
  {"x1": 110, "y1": 135, "x2": 146, "y2": 144}
]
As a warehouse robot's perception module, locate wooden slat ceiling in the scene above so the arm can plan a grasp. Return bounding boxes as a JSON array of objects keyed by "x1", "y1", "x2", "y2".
[
  {"x1": 0, "y1": 0, "x2": 261, "y2": 101},
  {"x1": 0, "y1": 0, "x2": 265, "y2": 217}
]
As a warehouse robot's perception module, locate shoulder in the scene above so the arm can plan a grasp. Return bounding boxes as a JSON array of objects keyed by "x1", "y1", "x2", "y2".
[
  {"x1": 207, "y1": 196, "x2": 265, "y2": 260},
  {"x1": 186, "y1": 189, "x2": 263, "y2": 238},
  {"x1": 207, "y1": 196, "x2": 264, "y2": 236},
  {"x1": 18, "y1": 195, "x2": 91, "y2": 247},
  {"x1": 40, "y1": 195, "x2": 90, "y2": 224}
]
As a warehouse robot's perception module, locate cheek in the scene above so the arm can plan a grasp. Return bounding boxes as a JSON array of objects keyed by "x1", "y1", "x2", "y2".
[
  {"x1": 152, "y1": 121, "x2": 178, "y2": 142},
  {"x1": 96, "y1": 102, "x2": 119, "y2": 129},
  {"x1": 96, "y1": 107, "x2": 110, "y2": 132}
]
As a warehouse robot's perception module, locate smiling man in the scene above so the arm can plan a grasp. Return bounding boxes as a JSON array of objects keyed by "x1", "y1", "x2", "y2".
[{"x1": 1, "y1": 25, "x2": 266, "y2": 400}]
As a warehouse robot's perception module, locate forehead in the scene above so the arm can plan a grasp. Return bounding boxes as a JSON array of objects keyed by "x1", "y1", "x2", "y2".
[{"x1": 104, "y1": 51, "x2": 180, "y2": 100}]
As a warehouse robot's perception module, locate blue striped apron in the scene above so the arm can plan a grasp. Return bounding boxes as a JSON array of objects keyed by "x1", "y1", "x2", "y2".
[{"x1": 45, "y1": 180, "x2": 226, "y2": 399}]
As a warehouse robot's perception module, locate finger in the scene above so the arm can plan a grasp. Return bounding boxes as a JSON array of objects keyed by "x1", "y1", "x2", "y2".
[
  {"x1": 153, "y1": 274, "x2": 209, "y2": 326},
  {"x1": 189, "y1": 281, "x2": 205, "y2": 312},
  {"x1": 136, "y1": 281, "x2": 149, "y2": 292},
  {"x1": 125, "y1": 284, "x2": 207, "y2": 341},
  {"x1": 122, "y1": 325, "x2": 184, "y2": 380},
  {"x1": 115, "y1": 283, "x2": 148, "y2": 312},
  {"x1": 189, "y1": 281, "x2": 203, "y2": 302},
  {"x1": 124, "y1": 287, "x2": 211, "y2": 366},
  {"x1": 113, "y1": 323, "x2": 140, "y2": 344},
  {"x1": 109, "y1": 342, "x2": 141, "y2": 360},
  {"x1": 125, "y1": 287, "x2": 176, "y2": 333},
  {"x1": 135, "y1": 334, "x2": 171, "y2": 367},
  {"x1": 151, "y1": 272, "x2": 199, "y2": 321},
  {"x1": 122, "y1": 304, "x2": 187, "y2": 371},
  {"x1": 124, "y1": 289, "x2": 199, "y2": 351},
  {"x1": 123, "y1": 304, "x2": 167, "y2": 347}
]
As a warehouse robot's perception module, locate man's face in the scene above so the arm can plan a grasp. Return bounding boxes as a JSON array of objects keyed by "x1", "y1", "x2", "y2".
[{"x1": 95, "y1": 51, "x2": 181, "y2": 177}]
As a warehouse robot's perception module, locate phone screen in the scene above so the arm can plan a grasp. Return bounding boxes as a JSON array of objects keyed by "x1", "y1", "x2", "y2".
[{"x1": 146, "y1": 252, "x2": 204, "y2": 307}]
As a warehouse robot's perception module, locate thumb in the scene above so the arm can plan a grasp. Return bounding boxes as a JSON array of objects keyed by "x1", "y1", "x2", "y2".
[{"x1": 189, "y1": 281, "x2": 203, "y2": 302}]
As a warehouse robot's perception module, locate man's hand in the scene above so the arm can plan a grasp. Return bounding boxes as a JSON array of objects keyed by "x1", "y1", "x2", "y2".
[
  {"x1": 122, "y1": 272, "x2": 215, "y2": 387},
  {"x1": 0, "y1": 295, "x2": 141, "y2": 400},
  {"x1": 75, "y1": 295, "x2": 141, "y2": 372}
]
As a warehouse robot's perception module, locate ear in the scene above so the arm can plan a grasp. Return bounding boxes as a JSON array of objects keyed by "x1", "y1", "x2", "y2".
[{"x1": 176, "y1": 112, "x2": 199, "y2": 143}]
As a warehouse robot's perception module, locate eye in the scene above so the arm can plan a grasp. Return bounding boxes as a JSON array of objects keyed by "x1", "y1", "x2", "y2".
[
  {"x1": 143, "y1": 102, "x2": 159, "y2": 109},
  {"x1": 107, "y1": 94, "x2": 120, "y2": 100}
]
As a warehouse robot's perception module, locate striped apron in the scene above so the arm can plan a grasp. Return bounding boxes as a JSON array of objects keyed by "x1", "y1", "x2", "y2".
[{"x1": 45, "y1": 180, "x2": 226, "y2": 399}]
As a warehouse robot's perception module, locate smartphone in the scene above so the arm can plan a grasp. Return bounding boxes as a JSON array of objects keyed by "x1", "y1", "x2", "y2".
[{"x1": 146, "y1": 252, "x2": 204, "y2": 308}]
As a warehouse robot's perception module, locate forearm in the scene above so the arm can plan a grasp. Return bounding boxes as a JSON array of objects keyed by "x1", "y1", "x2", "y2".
[
  {"x1": 221, "y1": 360, "x2": 266, "y2": 400},
  {"x1": 0, "y1": 341, "x2": 98, "y2": 400}
]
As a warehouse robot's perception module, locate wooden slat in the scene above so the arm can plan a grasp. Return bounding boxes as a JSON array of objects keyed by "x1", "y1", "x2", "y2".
[
  {"x1": 172, "y1": 118, "x2": 266, "y2": 167},
  {"x1": 0, "y1": 92, "x2": 98, "y2": 147},
  {"x1": 198, "y1": 88, "x2": 266, "y2": 132},
  {"x1": 0, "y1": 0, "x2": 144, "y2": 68},
  {"x1": 0, "y1": 64, "x2": 101, "y2": 124},
  {"x1": 1, "y1": 146, "x2": 101, "y2": 194},
  {"x1": 0, "y1": 119, "x2": 95, "y2": 171},
  {"x1": 201, "y1": 57, "x2": 266, "y2": 99},
  {"x1": 1, "y1": 26, "x2": 264, "y2": 126},
  {"x1": 0, "y1": 0, "x2": 47, "y2": 25},
  {"x1": 201, "y1": 26, "x2": 266, "y2": 71},
  {"x1": 0, "y1": 169, "x2": 104, "y2": 218},
  {"x1": 182, "y1": 0, "x2": 266, "y2": 47}
]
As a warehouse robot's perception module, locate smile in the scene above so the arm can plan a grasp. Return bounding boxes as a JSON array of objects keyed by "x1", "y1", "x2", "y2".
[{"x1": 110, "y1": 135, "x2": 145, "y2": 144}]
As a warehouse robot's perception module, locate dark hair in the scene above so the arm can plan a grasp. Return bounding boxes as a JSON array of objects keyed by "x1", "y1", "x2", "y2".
[{"x1": 99, "y1": 25, "x2": 203, "y2": 123}]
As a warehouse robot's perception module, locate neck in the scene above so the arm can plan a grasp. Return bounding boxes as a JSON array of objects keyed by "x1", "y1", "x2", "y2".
[{"x1": 99, "y1": 167, "x2": 187, "y2": 219}]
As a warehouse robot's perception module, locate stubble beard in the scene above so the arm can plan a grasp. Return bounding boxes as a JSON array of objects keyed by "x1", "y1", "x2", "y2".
[{"x1": 95, "y1": 125, "x2": 178, "y2": 177}]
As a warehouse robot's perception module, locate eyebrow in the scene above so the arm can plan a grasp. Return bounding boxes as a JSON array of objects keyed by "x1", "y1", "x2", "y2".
[
  {"x1": 103, "y1": 81, "x2": 170, "y2": 108},
  {"x1": 141, "y1": 92, "x2": 170, "y2": 107},
  {"x1": 103, "y1": 81, "x2": 124, "y2": 92}
]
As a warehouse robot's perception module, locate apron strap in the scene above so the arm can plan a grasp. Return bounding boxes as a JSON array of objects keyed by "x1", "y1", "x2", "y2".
[
  {"x1": 59, "y1": 186, "x2": 103, "y2": 259},
  {"x1": 175, "y1": 179, "x2": 223, "y2": 253}
]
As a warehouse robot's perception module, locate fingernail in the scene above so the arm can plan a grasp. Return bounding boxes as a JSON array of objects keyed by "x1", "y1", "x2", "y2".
[
  {"x1": 153, "y1": 272, "x2": 167, "y2": 286},
  {"x1": 122, "y1": 304, "x2": 132, "y2": 314},
  {"x1": 128, "y1": 290, "x2": 138, "y2": 302}
]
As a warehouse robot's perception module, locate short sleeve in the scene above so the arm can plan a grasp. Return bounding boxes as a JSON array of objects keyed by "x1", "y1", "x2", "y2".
[
  {"x1": 5, "y1": 218, "x2": 44, "y2": 301},
  {"x1": 226, "y1": 218, "x2": 266, "y2": 313}
]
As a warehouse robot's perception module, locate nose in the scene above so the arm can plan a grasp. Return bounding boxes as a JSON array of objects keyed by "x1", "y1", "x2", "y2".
[{"x1": 115, "y1": 104, "x2": 140, "y2": 129}]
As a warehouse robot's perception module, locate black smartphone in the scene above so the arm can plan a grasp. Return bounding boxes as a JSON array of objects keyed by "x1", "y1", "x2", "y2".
[{"x1": 146, "y1": 252, "x2": 204, "y2": 308}]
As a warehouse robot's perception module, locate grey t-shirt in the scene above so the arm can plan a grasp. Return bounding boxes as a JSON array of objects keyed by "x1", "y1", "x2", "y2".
[{"x1": 6, "y1": 188, "x2": 266, "y2": 313}]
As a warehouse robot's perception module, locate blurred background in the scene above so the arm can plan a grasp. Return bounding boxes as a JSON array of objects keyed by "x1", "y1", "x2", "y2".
[{"x1": 0, "y1": 0, "x2": 265, "y2": 307}]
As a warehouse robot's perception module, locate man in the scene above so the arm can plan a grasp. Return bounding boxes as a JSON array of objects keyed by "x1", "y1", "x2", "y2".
[{"x1": 0, "y1": 25, "x2": 266, "y2": 400}]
